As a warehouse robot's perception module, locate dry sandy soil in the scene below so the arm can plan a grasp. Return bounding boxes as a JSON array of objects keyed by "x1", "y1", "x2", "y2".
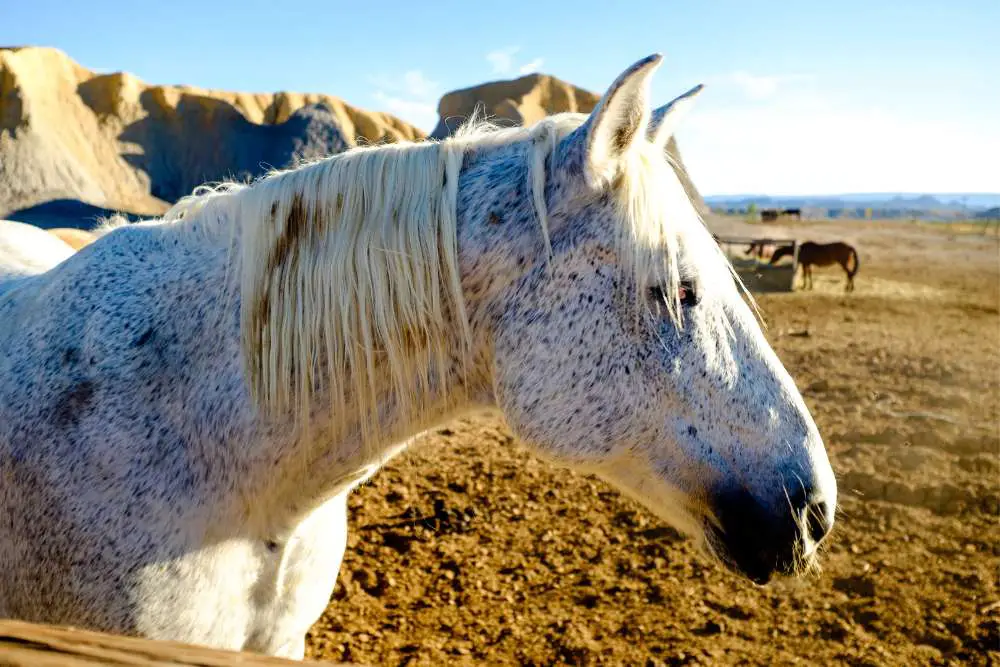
[{"x1": 304, "y1": 219, "x2": 999, "y2": 666}]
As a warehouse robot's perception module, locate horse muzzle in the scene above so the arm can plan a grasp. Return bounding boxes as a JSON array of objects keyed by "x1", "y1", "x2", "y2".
[{"x1": 705, "y1": 485, "x2": 834, "y2": 585}]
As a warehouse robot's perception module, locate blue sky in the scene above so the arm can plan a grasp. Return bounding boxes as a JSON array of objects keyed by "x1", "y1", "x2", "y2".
[{"x1": 3, "y1": 0, "x2": 997, "y2": 194}]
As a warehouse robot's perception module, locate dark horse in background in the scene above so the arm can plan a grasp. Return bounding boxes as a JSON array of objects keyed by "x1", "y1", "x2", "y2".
[{"x1": 770, "y1": 241, "x2": 860, "y2": 292}]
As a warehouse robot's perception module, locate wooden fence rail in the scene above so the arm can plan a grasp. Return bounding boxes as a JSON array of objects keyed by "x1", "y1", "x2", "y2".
[{"x1": 0, "y1": 620, "x2": 361, "y2": 666}]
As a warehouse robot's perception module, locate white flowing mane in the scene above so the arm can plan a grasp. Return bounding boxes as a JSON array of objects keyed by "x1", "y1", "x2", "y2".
[{"x1": 116, "y1": 112, "x2": 700, "y2": 445}]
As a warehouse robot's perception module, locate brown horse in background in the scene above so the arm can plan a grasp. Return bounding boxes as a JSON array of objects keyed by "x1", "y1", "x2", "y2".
[{"x1": 770, "y1": 241, "x2": 860, "y2": 292}]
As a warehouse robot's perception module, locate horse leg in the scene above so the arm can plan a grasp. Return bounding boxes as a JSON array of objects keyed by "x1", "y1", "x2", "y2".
[
  {"x1": 254, "y1": 493, "x2": 350, "y2": 658},
  {"x1": 841, "y1": 259, "x2": 853, "y2": 292},
  {"x1": 277, "y1": 636, "x2": 307, "y2": 662}
]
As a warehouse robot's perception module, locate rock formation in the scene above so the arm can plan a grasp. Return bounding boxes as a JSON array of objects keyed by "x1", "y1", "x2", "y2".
[
  {"x1": 0, "y1": 47, "x2": 423, "y2": 226},
  {"x1": 1, "y1": 47, "x2": 707, "y2": 228},
  {"x1": 430, "y1": 73, "x2": 707, "y2": 214}
]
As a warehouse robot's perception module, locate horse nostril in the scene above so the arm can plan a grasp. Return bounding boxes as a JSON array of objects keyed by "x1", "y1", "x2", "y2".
[{"x1": 805, "y1": 499, "x2": 833, "y2": 544}]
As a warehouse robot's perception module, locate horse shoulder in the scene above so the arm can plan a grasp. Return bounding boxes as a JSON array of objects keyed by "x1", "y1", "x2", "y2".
[{"x1": 0, "y1": 225, "x2": 262, "y2": 634}]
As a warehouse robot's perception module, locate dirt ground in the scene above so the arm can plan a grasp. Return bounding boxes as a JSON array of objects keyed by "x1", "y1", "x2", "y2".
[{"x1": 304, "y1": 219, "x2": 1000, "y2": 666}]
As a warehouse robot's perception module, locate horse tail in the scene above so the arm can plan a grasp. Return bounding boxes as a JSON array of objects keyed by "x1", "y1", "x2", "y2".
[{"x1": 847, "y1": 246, "x2": 860, "y2": 277}]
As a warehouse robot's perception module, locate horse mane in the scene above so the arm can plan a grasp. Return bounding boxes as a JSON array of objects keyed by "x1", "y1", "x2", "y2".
[{"x1": 123, "y1": 110, "x2": 701, "y2": 447}]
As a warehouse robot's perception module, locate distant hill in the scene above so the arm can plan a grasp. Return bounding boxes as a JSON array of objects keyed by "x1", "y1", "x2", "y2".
[
  {"x1": 0, "y1": 46, "x2": 423, "y2": 226},
  {"x1": 704, "y1": 193, "x2": 1000, "y2": 221},
  {"x1": 430, "y1": 73, "x2": 707, "y2": 215}
]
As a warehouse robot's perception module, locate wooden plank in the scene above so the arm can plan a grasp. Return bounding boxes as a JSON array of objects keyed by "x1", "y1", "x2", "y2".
[
  {"x1": 0, "y1": 620, "x2": 361, "y2": 666},
  {"x1": 714, "y1": 236, "x2": 798, "y2": 246},
  {"x1": 734, "y1": 265, "x2": 797, "y2": 292},
  {"x1": 716, "y1": 236, "x2": 798, "y2": 293}
]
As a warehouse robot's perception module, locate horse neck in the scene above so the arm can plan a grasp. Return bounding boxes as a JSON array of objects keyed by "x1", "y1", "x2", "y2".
[
  {"x1": 255, "y1": 329, "x2": 497, "y2": 514},
  {"x1": 205, "y1": 240, "x2": 497, "y2": 529},
  {"x1": 135, "y1": 182, "x2": 502, "y2": 530}
]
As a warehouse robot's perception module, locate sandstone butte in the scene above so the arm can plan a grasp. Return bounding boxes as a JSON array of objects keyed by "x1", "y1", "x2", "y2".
[
  {"x1": 430, "y1": 73, "x2": 707, "y2": 214},
  {"x1": 1, "y1": 46, "x2": 707, "y2": 224},
  {"x1": 0, "y1": 46, "x2": 423, "y2": 221}
]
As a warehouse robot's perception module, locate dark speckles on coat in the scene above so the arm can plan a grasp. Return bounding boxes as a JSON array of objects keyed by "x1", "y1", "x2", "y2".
[
  {"x1": 132, "y1": 327, "x2": 155, "y2": 348},
  {"x1": 61, "y1": 348, "x2": 80, "y2": 366},
  {"x1": 52, "y1": 380, "x2": 95, "y2": 428}
]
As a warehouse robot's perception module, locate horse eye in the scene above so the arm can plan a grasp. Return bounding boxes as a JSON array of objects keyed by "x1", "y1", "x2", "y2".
[
  {"x1": 646, "y1": 281, "x2": 700, "y2": 310},
  {"x1": 679, "y1": 280, "x2": 699, "y2": 307}
]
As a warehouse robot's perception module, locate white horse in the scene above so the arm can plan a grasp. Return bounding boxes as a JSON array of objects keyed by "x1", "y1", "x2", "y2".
[
  {"x1": 0, "y1": 56, "x2": 836, "y2": 659},
  {"x1": 0, "y1": 219, "x2": 77, "y2": 283}
]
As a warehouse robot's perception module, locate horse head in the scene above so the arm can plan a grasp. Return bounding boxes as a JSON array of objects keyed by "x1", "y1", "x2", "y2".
[{"x1": 458, "y1": 56, "x2": 836, "y2": 584}]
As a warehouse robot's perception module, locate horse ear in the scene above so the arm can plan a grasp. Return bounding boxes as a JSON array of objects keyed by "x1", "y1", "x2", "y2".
[
  {"x1": 648, "y1": 84, "x2": 704, "y2": 150},
  {"x1": 560, "y1": 54, "x2": 663, "y2": 187}
]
